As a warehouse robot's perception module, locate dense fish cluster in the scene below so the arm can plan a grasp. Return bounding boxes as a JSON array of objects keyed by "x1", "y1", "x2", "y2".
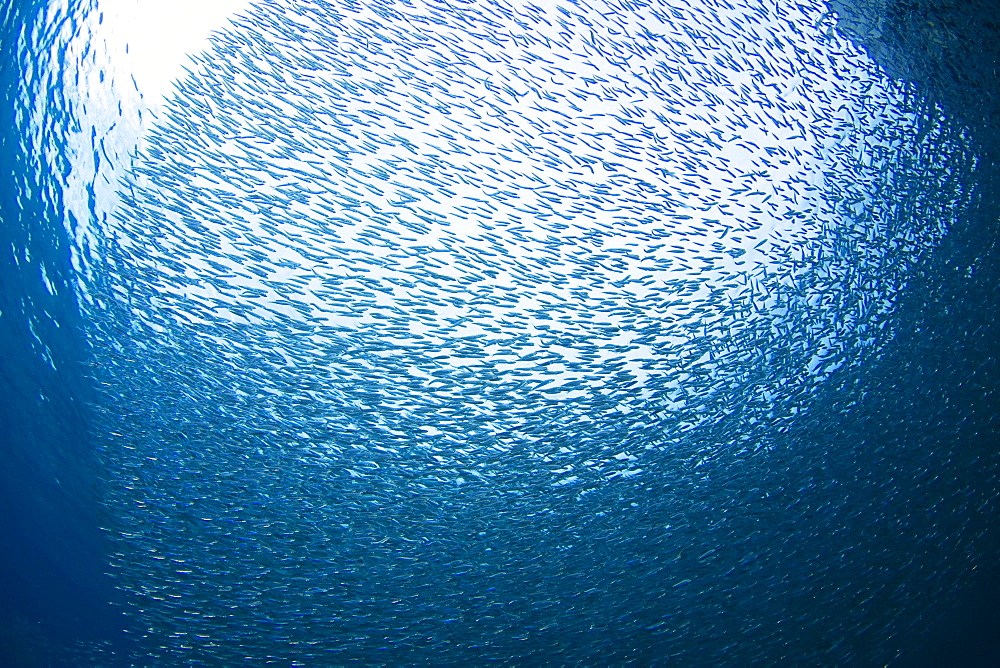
[{"x1": 80, "y1": 0, "x2": 977, "y2": 662}]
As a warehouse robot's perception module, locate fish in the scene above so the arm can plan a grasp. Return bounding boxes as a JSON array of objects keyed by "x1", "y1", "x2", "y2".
[{"x1": 78, "y1": 0, "x2": 979, "y2": 663}]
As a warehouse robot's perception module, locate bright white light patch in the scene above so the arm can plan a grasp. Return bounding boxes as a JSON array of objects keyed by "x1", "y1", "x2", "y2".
[{"x1": 95, "y1": 0, "x2": 255, "y2": 111}]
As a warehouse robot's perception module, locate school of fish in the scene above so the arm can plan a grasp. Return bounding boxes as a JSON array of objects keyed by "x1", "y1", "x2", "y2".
[{"x1": 77, "y1": 0, "x2": 978, "y2": 662}]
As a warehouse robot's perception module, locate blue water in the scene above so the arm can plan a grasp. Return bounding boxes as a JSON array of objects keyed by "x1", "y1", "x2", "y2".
[{"x1": 2, "y1": 0, "x2": 998, "y2": 664}]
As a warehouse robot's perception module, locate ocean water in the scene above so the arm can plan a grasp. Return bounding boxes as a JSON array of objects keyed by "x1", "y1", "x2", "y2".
[{"x1": 1, "y1": 0, "x2": 998, "y2": 664}]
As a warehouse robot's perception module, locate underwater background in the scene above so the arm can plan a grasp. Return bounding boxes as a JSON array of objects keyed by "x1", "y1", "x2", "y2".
[{"x1": 1, "y1": 0, "x2": 998, "y2": 664}]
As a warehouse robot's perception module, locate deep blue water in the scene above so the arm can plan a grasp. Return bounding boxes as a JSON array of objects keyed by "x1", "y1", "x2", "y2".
[{"x1": 1, "y1": 0, "x2": 999, "y2": 664}]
